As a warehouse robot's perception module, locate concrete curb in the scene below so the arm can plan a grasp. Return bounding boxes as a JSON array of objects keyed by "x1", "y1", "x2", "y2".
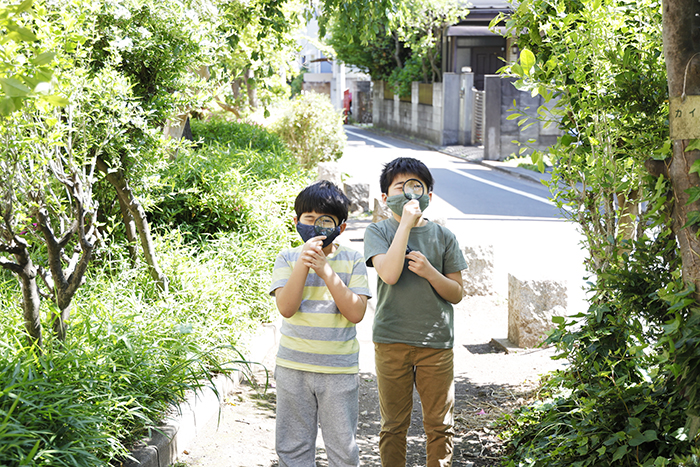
[{"x1": 123, "y1": 322, "x2": 281, "y2": 467}]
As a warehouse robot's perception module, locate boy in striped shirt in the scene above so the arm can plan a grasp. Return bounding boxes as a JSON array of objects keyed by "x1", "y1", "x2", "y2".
[{"x1": 269, "y1": 180, "x2": 371, "y2": 467}]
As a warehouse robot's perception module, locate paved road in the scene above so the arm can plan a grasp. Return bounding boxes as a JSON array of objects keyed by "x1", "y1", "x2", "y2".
[{"x1": 338, "y1": 126, "x2": 588, "y2": 310}]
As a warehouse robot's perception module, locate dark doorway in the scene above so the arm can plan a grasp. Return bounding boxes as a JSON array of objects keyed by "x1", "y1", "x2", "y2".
[{"x1": 473, "y1": 47, "x2": 504, "y2": 90}]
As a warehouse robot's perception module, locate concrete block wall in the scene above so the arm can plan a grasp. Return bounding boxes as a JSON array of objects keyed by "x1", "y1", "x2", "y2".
[{"x1": 372, "y1": 79, "x2": 454, "y2": 146}]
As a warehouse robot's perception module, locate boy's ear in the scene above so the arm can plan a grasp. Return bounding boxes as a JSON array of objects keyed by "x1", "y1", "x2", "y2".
[
  {"x1": 340, "y1": 222, "x2": 347, "y2": 234},
  {"x1": 293, "y1": 216, "x2": 298, "y2": 225},
  {"x1": 381, "y1": 193, "x2": 387, "y2": 203}
]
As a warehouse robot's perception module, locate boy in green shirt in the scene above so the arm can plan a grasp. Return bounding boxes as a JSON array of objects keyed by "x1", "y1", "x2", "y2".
[{"x1": 364, "y1": 157, "x2": 468, "y2": 467}]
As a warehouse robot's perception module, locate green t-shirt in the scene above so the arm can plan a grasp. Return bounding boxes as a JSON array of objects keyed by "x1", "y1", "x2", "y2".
[{"x1": 363, "y1": 218, "x2": 468, "y2": 349}]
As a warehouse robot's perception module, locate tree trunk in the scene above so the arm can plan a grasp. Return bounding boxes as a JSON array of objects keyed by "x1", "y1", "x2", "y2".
[
  {"x1": 392, "y1": 31, "x2": 403, "y2": 69},
  {"x1": 96, "y1": 157, "x2": 169, "y2": 293},
  {"x1": 0, "y1": 243, "x2": 43, "y2": 346},
  {"x1": 245, "y1": 69, "x2": 257, "y2": 109},
  {"x1": 117, "y1": 186, "x2": 139, "y2": 267},
  {"x1": 663, "y1": 0, "x2": 700, "y2": 297},
  {"x1": 19, "y1": 263, "x2": 42, "y2": 347},
  {"x1": 37, "y1": 196, "x2": 96, "y2": 341}
]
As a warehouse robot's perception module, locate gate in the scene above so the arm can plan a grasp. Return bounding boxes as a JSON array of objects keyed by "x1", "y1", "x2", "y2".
[{"x1": 472, "y1": 89, "x2": 485, "y2": 145}]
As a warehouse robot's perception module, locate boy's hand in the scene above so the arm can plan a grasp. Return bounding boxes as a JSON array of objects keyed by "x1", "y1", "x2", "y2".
[
  {"x1": 400, "y1": 199, "x2": 423, "y2": 228},
  {"x1": 406, "y1": 250, "x2": 438, "y2": 280},
  {"x1": 300, "y1": 236, "x2": 333, "y2": 279},
  {"x1": 301, "y1": 235, "x2": 325, "y2": 254}
]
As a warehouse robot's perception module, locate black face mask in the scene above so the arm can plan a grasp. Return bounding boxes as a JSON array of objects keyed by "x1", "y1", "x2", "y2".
[{"x1": 295, "y1": 222, "x2": 342, "y2": 248}]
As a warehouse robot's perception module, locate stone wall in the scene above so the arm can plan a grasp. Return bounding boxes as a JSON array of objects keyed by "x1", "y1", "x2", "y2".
[
  {"x1": 302, "y1": 81, "x2": 331, "y2": 97},
  {"x1": 372, "y1": 78, "x2": 457, "y2": 146},
  {"x1": 372, "y1": 74, "x2": 561, "y2": 157},
  {"x1": 483, "y1": 75, "x2": 561, "y2": 160}
]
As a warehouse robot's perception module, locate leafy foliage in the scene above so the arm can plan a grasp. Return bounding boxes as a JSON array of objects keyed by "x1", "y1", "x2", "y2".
[
  {"x1": 326, "y1": 22, "x2": 399, "y2": 82},
  {"x1": 213, "y1": 0, "x2": 302, "y2": 113},
  {"x1": 149, "y1": 119, "x2": 301, "y2": 237},
  {"x1": 493, "y1": 0, "x2": 700, "y2": 463},
  {"x1": 500, "y1": 0, "x2": 669, "y2": 272},
  {"x1": 388, "y1": 53, "x2": 428, "y2": 98},
  {"x1": 273, "y1": 91, "x2": 347, "y2": 169},
  {"x1": 0, "y1": 116, "x2": 309, "y2": 465},
  {"x1": 500, "y1": 228, "x2": 698, "y2": 466},
  {"x1": 325, "y1": 0, "x2": 468, "y2": 89}
]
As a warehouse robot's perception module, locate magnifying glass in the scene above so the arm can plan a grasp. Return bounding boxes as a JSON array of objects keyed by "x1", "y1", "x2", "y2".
[
  {"x1": 403, "y1": 179, "x2": 425, "y2": 200},
  {"x1": 314, "y1": 215, "x2": 337, "y2": 236}
]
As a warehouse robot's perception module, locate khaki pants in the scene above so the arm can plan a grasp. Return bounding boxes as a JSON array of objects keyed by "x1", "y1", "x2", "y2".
[{"x1": 374, "y1": 343, "x2": 455, "y2": 467}]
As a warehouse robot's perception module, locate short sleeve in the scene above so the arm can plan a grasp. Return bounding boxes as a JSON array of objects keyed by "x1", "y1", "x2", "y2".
[
  {"x1": 363, "y1": 222, "x2": 391, "y2": 268},
  {"x1": 348, "y1": 251, "x2": 372, "y2": 298},
  {"x1": 269, "y1": 250, "x2": 292, "y2": 295},
  {"x1": 442, "y1": 229, "x2": 468, "y2": 275}
]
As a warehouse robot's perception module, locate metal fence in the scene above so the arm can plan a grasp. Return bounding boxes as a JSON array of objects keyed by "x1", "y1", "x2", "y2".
[{"x1": 472, "y1": 89, "x2": 485, "y2": 145}]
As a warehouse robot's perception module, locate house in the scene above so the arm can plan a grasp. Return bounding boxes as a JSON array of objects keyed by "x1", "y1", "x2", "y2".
[
  {"x1": 442, "y1": 0, "x2": 514, "y2": 90},
  {"x1": 372, "y1": 0, "x2": 560, "y2": 159}
]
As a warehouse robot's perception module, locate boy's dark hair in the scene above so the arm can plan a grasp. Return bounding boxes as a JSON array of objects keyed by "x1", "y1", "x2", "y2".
[
  {"x1": 379, "y1": 157, "x2": 435, "y2": 194},
  {"x1": 294, "y1": 180, "x2": 350, "y2": 223}
]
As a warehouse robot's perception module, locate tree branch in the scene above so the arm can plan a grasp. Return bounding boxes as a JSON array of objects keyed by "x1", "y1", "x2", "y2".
[{"x1": 0, "y1": 257, "x2": 24, "y2": 275}]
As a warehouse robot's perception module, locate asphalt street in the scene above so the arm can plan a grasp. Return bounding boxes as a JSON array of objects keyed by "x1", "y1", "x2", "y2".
[{"x1": 339, "y1": 126, "x2": 588, "y2": 308}]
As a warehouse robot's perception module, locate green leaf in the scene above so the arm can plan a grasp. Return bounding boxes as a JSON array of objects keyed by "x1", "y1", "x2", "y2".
[
  {"x1": 0, "y1": 77, "x2": 31, "y2": 97},
  {"x1": 0, "y1": 97, "x2": 16, "y2": 115},
  {"x1": 629, "y1": 429, "x2": 657, "y2": 446},
  {"x1": 15, "y1": 0, "x2": 34, "y2": 13},
  {"x1": 686, "y1": 187, "x2": 700, "y2": 205},
  {"x1": 31, "y1": 51, "x2": 55, "y2": 66},
  {"x1": 689, "y1": 159, "x2": 700, "y2": 175},
  {"x1": 552, "y1": 316, "x2": 565, "y2": 324},
  {"x1": 682, "y1": 210, "x2": 700, "y2": 230},
  {"x1": 612, "y1": 445, "x2": 628, "y2": 461},
  {"x1": 520, "y1": 48, "x2": 535, "y2": 76},
  {"x1": 43, "y1": 95, "x2": 69, "y2": 106},
  {"x1": 8, "y1": 27, "x2": 38, "y2": 43},
  {"x1": 686, "y1": 139, "x2": 700, "y2": 152}
]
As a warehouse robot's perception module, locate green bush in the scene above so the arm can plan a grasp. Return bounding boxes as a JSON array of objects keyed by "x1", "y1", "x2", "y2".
[
  {"x1": 0, "y1": 115, "x2": 310, "y2": 465},
  {"x1": 499, "y1": 233, "x2": 698, "y2": 466},
  {"x1": 0, "y1": 263, "x2": 229, "y2": 466},
  {"x1": 190, "y1": 118, "x2": 290, "y2": 158},
  {"x1": 150, "y1": 119, "x2": 304, "y2": 237},
  {"x1": 388, "y1": 53, "x2": 425, "y2": 98},
  {"x1": 0, "y1": 206, "x2": 299, "y2": 465},
  {"x1": 273, "y1": 91, "x2": 347, "y2": 169}
]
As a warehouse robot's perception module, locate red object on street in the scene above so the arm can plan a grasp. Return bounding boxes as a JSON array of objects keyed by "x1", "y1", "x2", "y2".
[{"x1": 343, "y1": 89, "x2": 352, "y2": 123}]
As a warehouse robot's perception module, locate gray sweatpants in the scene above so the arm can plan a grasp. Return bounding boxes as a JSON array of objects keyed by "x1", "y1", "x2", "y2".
[{"x1": 275, "y1": 366, "x2": 360, "y2": 467}]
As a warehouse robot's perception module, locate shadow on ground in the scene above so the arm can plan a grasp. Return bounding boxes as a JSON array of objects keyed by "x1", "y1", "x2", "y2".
[{"x1": 192, "y1": 367, "x2": 536, "y2": 467}]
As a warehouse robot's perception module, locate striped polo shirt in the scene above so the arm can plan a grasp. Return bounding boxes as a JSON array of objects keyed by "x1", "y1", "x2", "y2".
[{"x1": 269, "y1": 244, "x2": 371, "y2": 374}]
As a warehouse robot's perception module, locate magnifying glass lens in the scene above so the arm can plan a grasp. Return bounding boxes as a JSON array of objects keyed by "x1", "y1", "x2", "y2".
[
  {"x1": 403, "y1": 179, "x2": 425, "y2": 200},
  {"x1": 314, "y1": 215, "x2": 337, "y2": 236}
]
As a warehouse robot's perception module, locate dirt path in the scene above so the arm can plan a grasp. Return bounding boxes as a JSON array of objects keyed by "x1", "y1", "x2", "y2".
[{"x1": 178, "y1": 295, "x2": 563, "y2": 467}]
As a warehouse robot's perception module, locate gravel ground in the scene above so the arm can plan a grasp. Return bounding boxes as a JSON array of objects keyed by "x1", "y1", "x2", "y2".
[{"x1": 178, "y1": 294, "x2": 564, "y2": 467}]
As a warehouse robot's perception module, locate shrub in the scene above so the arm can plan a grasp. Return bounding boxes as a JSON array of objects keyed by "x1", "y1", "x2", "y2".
[
  {"x1": 499, "y1": 233, "x2": 697, "y2": 466},
  {"x1": 150, "y1": 119, "x2": 304, "y2": 237},
  {"x1": 0, "y1": 115, "x2": 309, "y2": 465},
  {"x1": 273, "y1": 91, "x2": 347, "y2": 169}
]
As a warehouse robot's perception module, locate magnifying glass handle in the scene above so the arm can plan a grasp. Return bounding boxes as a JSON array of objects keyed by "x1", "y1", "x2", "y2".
[{"x1": 405, "y1": 246, "x2": 413, "y2": 254}]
